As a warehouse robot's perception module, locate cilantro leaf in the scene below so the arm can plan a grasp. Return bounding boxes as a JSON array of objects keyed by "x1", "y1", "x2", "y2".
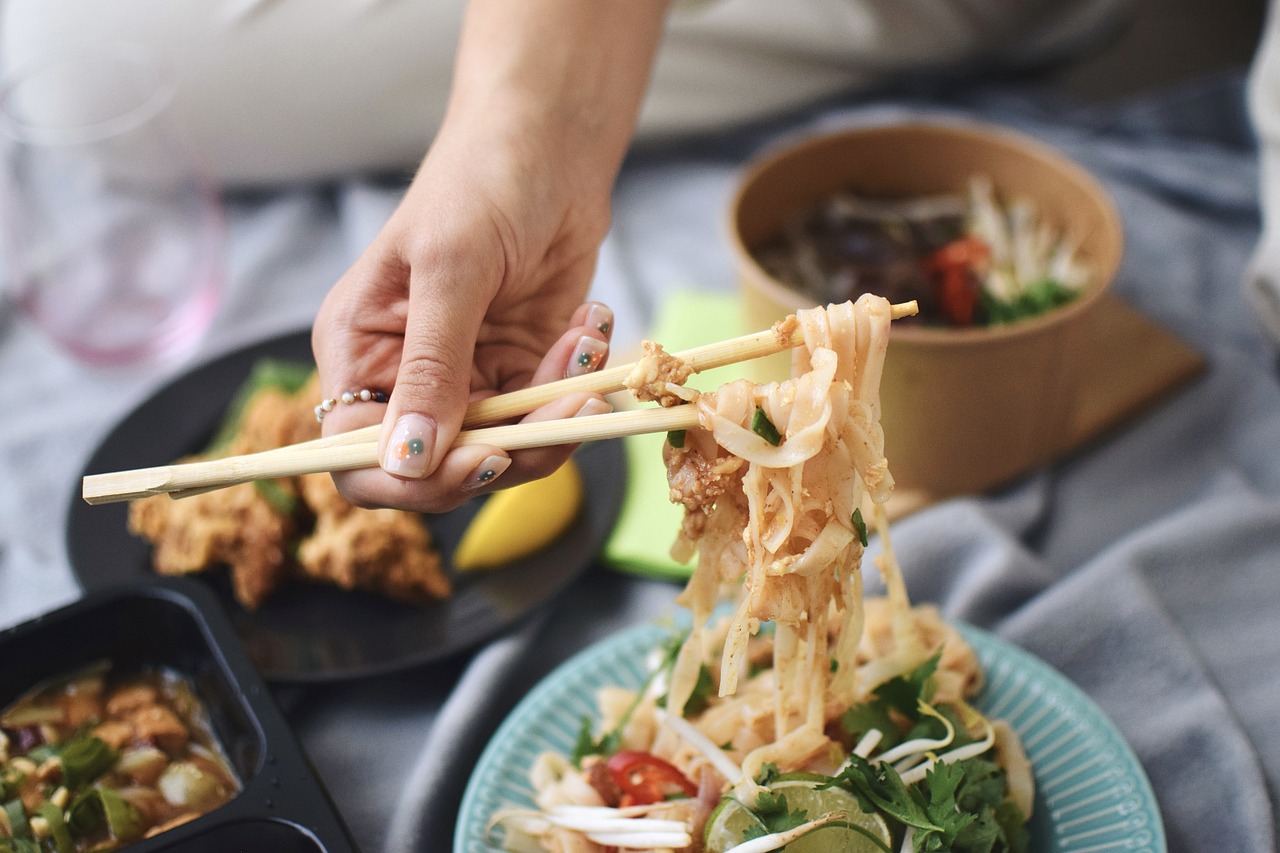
[
  {"x1": 873, "y1": 652, "x2": 941, "y2": 720},
  {"x1": 684, "y1": 664, "x2": 715, "y2": 716},
  {"x1": 824, "y1": 754, "x2": 942, "y2": 838},
  {"x1": 754, "y1": 762, "x2": 781, "y2": 786},
  {"x1": 994, "y1": 800, "x2": 1031, "y2": 853},
  {"x1": 916, "y1": 761, "x2": 978, "y2": 850},
  {"x1": 841, "y1": 701, "x2": 902, "y2": 750},
  {"x1": 572, "y1": 628, "x2": 688, "y2": 766},
  {"x1": 570, "y1": 715, "x2": 621, "y2": 767},
  {"x1": 748, "y1": 791, "x2": 809, "y2": 837},
  {"x1": 851, "y1": 507, "x2": 869, "y2": 546}
]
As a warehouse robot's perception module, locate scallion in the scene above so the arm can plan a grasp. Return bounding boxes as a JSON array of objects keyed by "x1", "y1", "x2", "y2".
[
  {"x1": 751, "y1": 408, "x2": 781, "y2": 446},
  {"x1": 35, "y1": 803, "x2": 74, "y2": 853},
  {"x1": 851, "y1": 508, "x2": 868, "y2": 547},
  {"x1": 56, "y1": 737, "x2": 116, "y2": 790}
]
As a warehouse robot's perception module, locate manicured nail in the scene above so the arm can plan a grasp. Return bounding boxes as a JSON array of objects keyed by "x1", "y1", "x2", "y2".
[
  {"x1": 565, "y1": 336, "x2": 608, "y2": 378},
  {"x1": 575, "y1": 398, "x2": 612, "y2": 418},
  {"x1": 383, "y1": 413, "x2": 436, "y2": 478},
  {"x1": 584, "y1": 303, "x2": 613, "y2": 338},
  {"x1": 461, "y1": 455, "x2": 511, "y2": 491}
]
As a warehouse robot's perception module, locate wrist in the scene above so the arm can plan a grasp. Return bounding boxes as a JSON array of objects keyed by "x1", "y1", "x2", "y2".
[{"x1": 445, "y1": 0, "x2": 669, "y2": 189}]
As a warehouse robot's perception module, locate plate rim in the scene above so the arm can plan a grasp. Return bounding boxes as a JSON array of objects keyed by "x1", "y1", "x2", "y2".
[{"x1": 454, "y1": 618, "x2": 1166, "y2": 853}]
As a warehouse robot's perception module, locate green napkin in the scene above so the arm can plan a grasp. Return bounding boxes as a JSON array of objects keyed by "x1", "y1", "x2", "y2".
[{"x1": 603, "y1": 290, "x2": 749, "y2": 580}]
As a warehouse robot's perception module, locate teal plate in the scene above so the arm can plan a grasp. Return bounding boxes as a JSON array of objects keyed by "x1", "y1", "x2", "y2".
[{"x1": 455, "y1": 620, "x2": 1166, "y2": 853}]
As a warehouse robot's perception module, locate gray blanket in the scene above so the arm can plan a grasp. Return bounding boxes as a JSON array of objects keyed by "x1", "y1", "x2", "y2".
[{"x1": 1, "y1": 73, "x2": 1276, "y2": 852}]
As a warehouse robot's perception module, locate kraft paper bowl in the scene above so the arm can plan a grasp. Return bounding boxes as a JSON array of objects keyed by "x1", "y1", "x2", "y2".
[{"x1": 729, "y1": 120, "x2": 1124, "y2": 505}]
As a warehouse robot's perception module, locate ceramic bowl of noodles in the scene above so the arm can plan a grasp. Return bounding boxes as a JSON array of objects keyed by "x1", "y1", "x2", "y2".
[{"x1": 728, "y1": 119, "x2": 1124, "y2": 506}]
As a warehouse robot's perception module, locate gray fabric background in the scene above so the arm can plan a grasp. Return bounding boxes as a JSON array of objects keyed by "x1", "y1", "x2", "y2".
[{"x1": 2, "y1": 73, "x2": 1277, "y2": 852}]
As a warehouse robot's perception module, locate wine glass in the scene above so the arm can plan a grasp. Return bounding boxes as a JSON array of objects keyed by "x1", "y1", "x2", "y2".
[{"x1": 0, "y1": 43, "x2": 223, "y2": 367}]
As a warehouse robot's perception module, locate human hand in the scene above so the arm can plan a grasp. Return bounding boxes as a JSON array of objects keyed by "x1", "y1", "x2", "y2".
[
  {"x1": 311, "y1": 116, "x2": 617, "y2": 513},
  {"x1": 310, "y1": 0, "x2": 666, "y2": 513}
]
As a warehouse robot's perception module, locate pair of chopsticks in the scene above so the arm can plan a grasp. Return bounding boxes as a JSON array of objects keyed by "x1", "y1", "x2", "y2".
[{"x1": 81, "y1": 301, "x2": 917, "y2": 505}]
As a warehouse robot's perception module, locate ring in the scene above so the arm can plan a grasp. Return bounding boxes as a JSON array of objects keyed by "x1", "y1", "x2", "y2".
[{"x1": 314, "y1": 388, "x2": 389, "y2": 423}]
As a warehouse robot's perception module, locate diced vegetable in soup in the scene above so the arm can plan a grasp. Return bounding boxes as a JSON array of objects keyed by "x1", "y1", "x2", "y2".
[
  {"x1": 0, "y1": 664, "x2": 239, "y2": 851},
  {"x1": 751, "y1": 175, "x2": 1091, "y2": 328}
]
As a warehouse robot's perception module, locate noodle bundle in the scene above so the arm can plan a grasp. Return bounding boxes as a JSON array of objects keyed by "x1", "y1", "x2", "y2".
[
  {"x1": 498, "y1": 295, "x2": 1034, "y2": 853},
  {"x1": 663, "y1": 294, "x2": 897, "y2": 776}
]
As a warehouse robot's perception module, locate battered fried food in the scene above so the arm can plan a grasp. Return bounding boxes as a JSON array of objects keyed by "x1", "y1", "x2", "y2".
[
  {"x1": 296, "y1": 473, "x2": 451, "y2": 602},
  {"x1": 128, "y1": 362, "x2": 450, "y2": 609},
  {"x1": 129, "y1": 479, "x2": 293, "y2": 610}
]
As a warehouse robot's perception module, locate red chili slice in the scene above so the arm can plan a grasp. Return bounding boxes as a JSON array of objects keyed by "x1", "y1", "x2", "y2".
[
  {"x1": 605, "y1": 750, "x2": 698, "y2": 806},
  {"x1": 925, "y1": 235, "x2": 990, "y2": 326}
]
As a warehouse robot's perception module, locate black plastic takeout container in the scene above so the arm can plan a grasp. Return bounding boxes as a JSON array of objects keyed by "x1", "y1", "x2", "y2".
[{"x1": 0, "y1": 578, "x2": 358, "y2": 852}]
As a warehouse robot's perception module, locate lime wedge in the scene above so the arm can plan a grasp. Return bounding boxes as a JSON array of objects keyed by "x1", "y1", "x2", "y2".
[
  {"x1": 704, "y1": 776, "x2": 891, "y2": 853},
  {"x1": 452, "y1": 459, "x2": 583, "y2": 571}
]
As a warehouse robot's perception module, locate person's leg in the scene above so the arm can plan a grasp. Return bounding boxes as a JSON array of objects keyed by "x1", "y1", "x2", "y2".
[
  {"x1": 638, "y1": 0, "x2": 1135, "y2": 140},
  {"x1": 1, "y1": 0, "x2": 463, "y2": 185},
  {"x1": 1, "y1": 0, "x2": 1133, "y2": 185}
]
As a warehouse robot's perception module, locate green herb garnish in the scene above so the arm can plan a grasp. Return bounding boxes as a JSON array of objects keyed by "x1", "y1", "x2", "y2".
[
  {"x1": 206, "y1": 359, "x2": 314, "y2": 453},
  {"x1": 571, "y1": 629, "x2": 685, "y2": 766},
  {"x1": 55, "y1": 736, "x2": 117, "y2": 791},
  {"x1": 744, "y1": 790, "x2": 810, "y2": 839},
  {"x1": 982, "y1": 279, "x2": 1077, "y2": 326},
  {"x1": 751, "y1": 407, "x2": 781, "y2": 446},
  {"x1": 67, "y1": 787, "x2": 145, "y2": 845},
  {"x1": 852, "y1": 507, "x2": 868, "y2": 546},
  {"x1": 667, "y1": 430, "x2": 686, "y2": 449},
  {"x1": 841, "y1": 652, "x2": 941, "y2": 749}
]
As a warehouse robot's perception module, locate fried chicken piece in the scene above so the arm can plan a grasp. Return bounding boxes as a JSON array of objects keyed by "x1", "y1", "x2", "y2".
[
  {"x1": 128, "y1": 480, "x2": 294, "y2": 610},
  {"x1": 625, "y1": 340, "x2": 698, "y2": 407},
  {"x1": 297, "y1": 471, "x2": 353, "y2": 519},
  {"x1": 233, "y1": 373, "x2": 322, "y2": 453},
  {"x1": 296, "y1": 507, "x2": 451, "y2": 603},
  {"x1": 131, "y1": 365, "x2": 452, "y2": 610}
]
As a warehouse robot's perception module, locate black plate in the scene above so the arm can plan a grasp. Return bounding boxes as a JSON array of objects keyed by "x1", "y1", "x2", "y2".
[
  {"x1": 0, "y1": 578, "x2": 358, "y2": 852},
  {"x1": 67, "y1": 330, "x2": 625, "y2": 683}
]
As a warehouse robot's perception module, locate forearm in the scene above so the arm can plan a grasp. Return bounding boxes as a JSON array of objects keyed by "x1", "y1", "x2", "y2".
[{"x1": 444, "y1": 0, "x2": 670, "y2": 193}]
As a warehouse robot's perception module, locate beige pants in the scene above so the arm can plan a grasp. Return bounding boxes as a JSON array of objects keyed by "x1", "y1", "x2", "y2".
[{"x1": 2, "y1": 0, "x2": 1129, "y2": 186}]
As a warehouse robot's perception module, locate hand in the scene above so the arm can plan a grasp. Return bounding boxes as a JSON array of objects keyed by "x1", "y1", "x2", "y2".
[
  {"x1": 311, "y1": 117, "x2": 617, "y2": 512},
  {"x1": 310, "y1": 0, "x2": 667, "y2": 513}
]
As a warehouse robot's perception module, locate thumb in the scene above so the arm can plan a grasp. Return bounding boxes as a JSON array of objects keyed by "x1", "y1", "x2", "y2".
[{"x1": 380, "y1": 269, "x2": 484, "y2": 480}]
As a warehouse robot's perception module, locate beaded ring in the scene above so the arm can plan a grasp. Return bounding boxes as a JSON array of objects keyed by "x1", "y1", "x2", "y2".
[{"x1": 314, "y1": 389, "x2": 389, "y2": 423}]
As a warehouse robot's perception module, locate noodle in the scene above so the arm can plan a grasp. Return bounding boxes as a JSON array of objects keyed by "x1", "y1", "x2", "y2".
[
  {"x1": 502, "y1": 296, "x2": 1034, "y2": 853},
  {"x1": 666, "y1": 295, "x2": 892, "y2": 735}
]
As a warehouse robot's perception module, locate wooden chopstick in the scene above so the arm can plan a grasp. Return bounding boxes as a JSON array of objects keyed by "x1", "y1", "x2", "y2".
[
  {"x1": 82, "y1": 406, "x2": 701, "y2": 504},
  {"x1": 81, "y1": 299, "x2": 917, "y2": 505},
  {"x1": 259, "y1": 299, "x2": 919, "y2": 455}
]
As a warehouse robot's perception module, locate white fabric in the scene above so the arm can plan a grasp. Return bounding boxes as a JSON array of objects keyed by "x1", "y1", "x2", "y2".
[
  {"x1": 1247, "y1": 0, "x2": 1280, "y2": 346},
  {"x1": 1, "y1": 0, "x2": 1131, "y2": 184}
]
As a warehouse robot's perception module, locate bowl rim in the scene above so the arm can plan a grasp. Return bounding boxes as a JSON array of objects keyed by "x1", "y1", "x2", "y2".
[{"x1": 727, "y1": 117, "x2": 1125, "y2": 347}]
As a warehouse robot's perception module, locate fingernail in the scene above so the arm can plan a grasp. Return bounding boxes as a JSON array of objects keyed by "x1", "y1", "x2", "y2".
[
  {"x1": 575, "y1": 398, "x2": 612, "y2": 417},
  {"x1": 584, "y1": 303, "x2": 613, "y2": 338},
  {"x1": 383, "y1": 414, "x2": 436, "y2": 478},
  {"x1": 565, "y1": 336, "x2": 608, "y2": 378},
  {"x1": 461, "y1": 455, "x2": 511, "y2": 491}
]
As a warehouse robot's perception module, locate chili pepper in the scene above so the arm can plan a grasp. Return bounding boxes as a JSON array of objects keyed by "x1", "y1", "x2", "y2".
[
  {"x1": 924, "y1": 235, "x2": 990, "y2": 327},
  {"x1": 604, "y1": 750, "x2": 697, "y2": 806}
]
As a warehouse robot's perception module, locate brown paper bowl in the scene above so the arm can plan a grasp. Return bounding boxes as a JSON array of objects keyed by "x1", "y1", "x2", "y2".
[{"x1": 729, "y1": 120, "x2": 1124, "y2": 505}]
